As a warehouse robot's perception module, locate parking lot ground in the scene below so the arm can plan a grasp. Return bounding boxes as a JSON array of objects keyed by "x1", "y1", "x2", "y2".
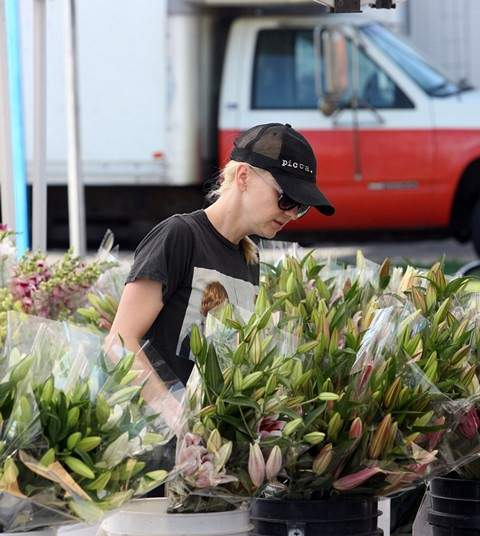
[
  {"x1": 258, "y1": 238, "x2": 478, "y2": 273},
  {"x1": 49, "y1": 238, "x2": 478, "y2": 275}
]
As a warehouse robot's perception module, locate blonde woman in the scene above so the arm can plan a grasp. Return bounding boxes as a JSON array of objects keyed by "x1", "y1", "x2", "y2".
[{"x1": 108, "y1": 123, "x2": 335, "y2": 390}]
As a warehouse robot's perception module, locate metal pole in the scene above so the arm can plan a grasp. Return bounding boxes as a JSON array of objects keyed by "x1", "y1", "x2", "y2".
[
  {"x1": 64, "y1": 0, "x2": 86, "y2": 255},
  {"x1": 32, "y1": 0, "x2": 47, "y2": 251},
  {"x1": 4, "y1": 0, "x2": 29, "y2": 255},
  {"x1": 0, "y1": 1, "x2": 15, "y2": 230}
]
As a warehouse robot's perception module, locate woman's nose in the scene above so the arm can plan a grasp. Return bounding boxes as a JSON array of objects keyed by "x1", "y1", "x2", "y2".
[{"x1": 284, "y1": 207, "x2": 299, "y2": 220}]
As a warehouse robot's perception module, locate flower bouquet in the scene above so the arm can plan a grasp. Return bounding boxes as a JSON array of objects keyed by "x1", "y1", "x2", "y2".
[
  {"x1": 0, "y1": 313, "x2": 180, "y2": 533},
  {"x1": 168, "y1": 252, "x2": 479, "y2": 535}
]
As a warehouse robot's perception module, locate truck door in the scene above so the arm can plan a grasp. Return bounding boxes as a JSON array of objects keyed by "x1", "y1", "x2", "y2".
[{"x1": 338, "y1": 29, "x2": 436, "y2": 231}]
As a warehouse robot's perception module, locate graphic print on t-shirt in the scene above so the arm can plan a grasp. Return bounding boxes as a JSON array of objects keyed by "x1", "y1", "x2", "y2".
[{"x1": 176, "y1": 266, "x2": 258, "y2": 360}]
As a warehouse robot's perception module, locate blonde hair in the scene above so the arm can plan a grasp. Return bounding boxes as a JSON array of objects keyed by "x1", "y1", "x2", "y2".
[{"x1": 208, "y1": 160, "x2": 259, "y2": 265}]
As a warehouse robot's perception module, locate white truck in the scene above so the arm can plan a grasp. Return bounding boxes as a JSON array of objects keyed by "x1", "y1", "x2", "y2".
[{"x1": 20, "y1": 0, "x2": 480, "y2": 253}]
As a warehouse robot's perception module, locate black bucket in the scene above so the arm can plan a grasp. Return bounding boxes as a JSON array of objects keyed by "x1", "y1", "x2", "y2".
[
  {"x1": 428, "y1": 477, "x2": 480, "y2": 534},
  {"x1": 250, "y1": 496, "x2": 383, "y2": 536}
]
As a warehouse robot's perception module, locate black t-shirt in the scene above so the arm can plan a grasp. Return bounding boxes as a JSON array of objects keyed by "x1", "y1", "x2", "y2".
[{"x1": 126, "y1": 210, "x2": 259, "y2": 385}]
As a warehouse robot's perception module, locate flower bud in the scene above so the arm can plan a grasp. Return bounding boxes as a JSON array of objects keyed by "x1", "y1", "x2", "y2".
[
  {"x1": 327, "y1": 412, "x2": 343, "y2": 442},
  {"x1": 368, "y1": 414, "x2": 392, "y2": 459},
  {"x1": 207, "y1": 429, "x2": 222, "y2": 453},
  {"x1": 333, "y1": 466, "x2": 383, "y2": 491},
  {"x1": 232, "y1": 342, "x2": 247, "y2": 365},
  {"x1": 255, "y1": 286, "x2": 269, "y2": 315},
  {"x1": 242, "y1": 371, "x2": 264, "y2": 391},
  {"x1": 265, "y1": 397, "x2": 283, "y2": 414},
  {"x1": 378, "y1": 258, "x2": 391, "y2": 289},
  {"x1": 459, "y1": 407, "x2": 480, "y2": 440},
  {"x1": 223, "y1": 366, "x2": 234, "y2": 387},
  {"x1": 251, "y1": 387, "x2": 265, "y2": 402},
  {"x1": 265, "y1": 446, "x2": 282, "y2": 481},
  {"x1": 190, "y1": 324, "x2": 203, "y2": 357},
  {"x1": 265, "y1": 374, "x2": 278, "y2": 396},
  {"x1": 291, "y1": 360, "x2": 303, "y2": 386},
  {"x1": 304, "y1": 432, "x2": 326, "y2": 445},
  {"x1": 248, "y1": 443, "x2": 265, "y2": 488},
  {"x1": 199, "y1": 405, "x2": 216, "y2": 418},
  {"x1": 249, "y1": 334, "x2": 263, "y2": 365},
  {"x1": 192, "y1": 422, "x2": 205, "y2": 436},
  {"x1": 384, "y1": 420, "x2": 398, "y2": 453},
  {"x1": 283, "y1": 417, "x2": 303, "y2": 437},
  {"x1": 384, "y1": 377, "x2": 402, "y2": 410},
  {"x1": 214, "y1": 441, "x2": 233, "y2": 471},
  {"x1": 425, "y1": 283, "x2": 437, "y2": 310},
  {"x1": 349, "y1": 417, "x2": 363, "y2": 440},
  {"x1": 233, "y1": 368, "x2": 243, "y2": 393},
  {"x1": 312, "y1": 443, "x2": 333, "y2": 475},
  {"x1": 3, "y1": 458, "x2": 19, "y2": 485},
  {"x1": 411, "y1": 287, "x2": 427, "y2": 314}
]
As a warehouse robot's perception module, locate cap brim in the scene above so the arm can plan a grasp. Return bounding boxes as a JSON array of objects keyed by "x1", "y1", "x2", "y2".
[{"x1": 272, "y1": 172, "x2": 335, "y2": 216}]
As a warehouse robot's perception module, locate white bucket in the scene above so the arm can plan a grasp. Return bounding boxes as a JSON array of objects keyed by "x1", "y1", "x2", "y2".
[
  {"x1": 57, "y1": 522, "x2": 101, "y2": 536},
  {"x1": 101, "y1": 498, "x2": 252, "y2": 536}
]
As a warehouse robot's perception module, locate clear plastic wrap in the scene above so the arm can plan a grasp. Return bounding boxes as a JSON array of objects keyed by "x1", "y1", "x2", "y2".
[
  {"x1": 168, "y1": 252, "x2": 480, "y2": 512},
  {"x1": 0, "y1": 312, "x2": 182, "y2": 532}
]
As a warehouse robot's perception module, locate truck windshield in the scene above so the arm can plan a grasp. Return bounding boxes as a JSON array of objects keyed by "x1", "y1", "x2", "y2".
[{"x1": 360, "y1": 23, "x2": 462, "y2": 97}]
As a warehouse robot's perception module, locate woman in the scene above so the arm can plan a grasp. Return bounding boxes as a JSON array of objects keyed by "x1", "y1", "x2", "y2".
[{"x1": 107, "y1": 123, "x2": 335, "y2": 404}]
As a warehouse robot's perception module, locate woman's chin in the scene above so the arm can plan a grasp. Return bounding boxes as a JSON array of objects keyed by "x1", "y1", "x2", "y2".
[{"x1": 258, "y1": 229, "x2": 278, "y2": 240}]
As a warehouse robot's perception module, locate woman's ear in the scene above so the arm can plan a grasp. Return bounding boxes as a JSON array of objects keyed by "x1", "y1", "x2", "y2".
[{"x1": 235, "y1": 164, "x2": 249, "y2": 192}]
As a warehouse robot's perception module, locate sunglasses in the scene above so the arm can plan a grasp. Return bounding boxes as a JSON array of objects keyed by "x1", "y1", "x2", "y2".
[
  {"x1": 248, "y1": 165, "x2": 311, "y2": 219},
  {"x1": 277, "y1": 192, "x2": 310, "y2": 218}
]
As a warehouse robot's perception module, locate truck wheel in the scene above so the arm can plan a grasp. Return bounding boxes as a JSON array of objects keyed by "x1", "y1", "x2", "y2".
[{"x1": 472, "y1": 200, "x2": 480, "y2": 257}]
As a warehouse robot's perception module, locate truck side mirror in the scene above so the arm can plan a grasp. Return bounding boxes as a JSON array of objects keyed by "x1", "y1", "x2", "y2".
[{"x1": 316, "y1": 27, "x2": 350, "y2": 116}]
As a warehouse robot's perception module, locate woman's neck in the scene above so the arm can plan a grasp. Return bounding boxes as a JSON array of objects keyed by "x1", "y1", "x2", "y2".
[{"x1": 204, "y1": 197, "x2": 249, "y2": 244}]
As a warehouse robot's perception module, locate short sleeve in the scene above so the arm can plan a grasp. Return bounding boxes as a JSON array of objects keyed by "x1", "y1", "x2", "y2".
[{"x1": 125, "y1": 216, "x2": 194, "y2": 302}]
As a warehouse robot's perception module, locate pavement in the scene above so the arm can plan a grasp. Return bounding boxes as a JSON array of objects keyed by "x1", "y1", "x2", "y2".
[{"x1": 258, "y1": 238, "x2": 478, "y2": 266}]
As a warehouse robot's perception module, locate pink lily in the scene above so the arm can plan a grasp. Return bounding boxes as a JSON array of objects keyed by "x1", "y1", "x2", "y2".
[
  {"x1": 426, "y1": 416, "x2": 446, "y2": 450},
  {"x1": 257, "y1": 415, "x2": 286, "y2": 439},
  {"x1": 358, "y1": 360, "x2": 374, "y2": 392},
  {"x1": 459, "y1": 407, "x2": 480, "y2": 440},
  {"x1": 265, "y1": 446, "x2": 282, "y2": 481},
  {"x1": 333, "y1": 466, "x2": 384, "y2": 491},
  {"x1": 248, "y1": 443, "x2": 265, "y2": 488}
]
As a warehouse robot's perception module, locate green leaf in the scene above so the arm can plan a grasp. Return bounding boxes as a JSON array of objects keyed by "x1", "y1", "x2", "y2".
[
  {"x1": 444, "y1": 276, "x2": 469, "y2": 296},
  {"x1": 303, "y1": 403, "x2": 327, "y2": 429},
  {"x1": 223, "y1": 396, "x2": 260, "y2": 411}
]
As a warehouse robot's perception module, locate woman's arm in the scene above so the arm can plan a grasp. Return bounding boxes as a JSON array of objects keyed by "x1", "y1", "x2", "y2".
[
  {"x1": 106, "y1": 280, "x2": 181, "y2": 431},
  {"x1": 108, "y1": 279, "x2": 164, "y2": 356}
]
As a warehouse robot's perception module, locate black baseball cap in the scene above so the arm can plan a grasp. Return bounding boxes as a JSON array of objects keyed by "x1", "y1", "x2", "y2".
[{"x1": 230, "y1": 123, "x2": 335, "y2": 216}]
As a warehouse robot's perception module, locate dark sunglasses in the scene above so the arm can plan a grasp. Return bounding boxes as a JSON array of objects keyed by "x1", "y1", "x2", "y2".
[
  {"x1": 250, "y1": 165, "x2": 310, "y2": 219},
  {"x1": 277, "y1": 193, "x2": 310, "y2": 218}
]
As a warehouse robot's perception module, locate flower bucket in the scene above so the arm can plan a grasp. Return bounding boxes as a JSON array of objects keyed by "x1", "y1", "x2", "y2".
[
  {"x1": 250, "y1": 496, "x2": 383, "y2": 536},
  {"x1": 57, "y1": 522, "x2": 102, "y2": 536},
  {"x1": 428, "y1": 477, "x2": 480, "y2": 535},
  {"x1": 101, "y1": 498, "x2": 252, "y2": 536}
]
